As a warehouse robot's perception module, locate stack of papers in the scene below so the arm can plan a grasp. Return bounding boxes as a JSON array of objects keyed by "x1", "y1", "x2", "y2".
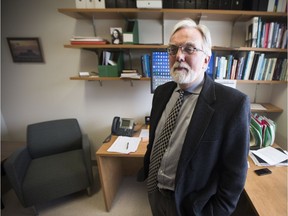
[
  {"x1": 70, "y1": 36, "x2": 109, "y2": 45},
  {"x1": 107, "y1": 136, "x2": 141, "y2": 154},
  {"x1": 249, "y1": 146, "x2": 288, "y2": 166}
]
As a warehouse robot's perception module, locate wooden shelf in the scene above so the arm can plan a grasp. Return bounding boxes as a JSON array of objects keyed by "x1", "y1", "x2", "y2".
[
  {"x1": 237, "y1": 80, "x2": 287, "y2": 84},
  {"x1": 251, "y1": 103, "x2": 283, "y2": 113},
  {"x1": 58, "y1": 8, "x2": 287, "y2": 22},
  {"x1": 65, "y1": 44, "x2": 287, "y2": 53},
  {"x1": 70, "y1": 76, "x2": 150, "y2": 81}
]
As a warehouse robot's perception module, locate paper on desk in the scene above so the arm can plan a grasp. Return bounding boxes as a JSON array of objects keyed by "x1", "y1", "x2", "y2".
[
  {"x1": 251, "y1": 146, "x2": 288, "y2": 166},
  {"x1": 107, "y1": 136, "x2": 141, "y2": 154},
  {"x1": 139, "y1": 129, "x2": 149, "y2": 138}
]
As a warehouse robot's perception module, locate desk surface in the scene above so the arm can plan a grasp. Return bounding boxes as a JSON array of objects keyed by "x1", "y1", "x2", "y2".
[
  {"x1": 245, "y1": 156, "x2": 287, "y2": 216},
  {"x1": 97, "y1": 136, "x2": 287, "y2": 215}
]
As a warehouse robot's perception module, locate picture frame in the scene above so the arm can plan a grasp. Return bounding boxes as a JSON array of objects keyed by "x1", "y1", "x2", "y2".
[
  {"x1": 7, "y1": 37, "x2": 44, "y2": 63},
  {"x1": 110, "y1": 27, "x2": 123, "y2": 44}
]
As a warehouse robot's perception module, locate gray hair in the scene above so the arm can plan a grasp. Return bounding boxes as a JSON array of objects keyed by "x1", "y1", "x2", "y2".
[{"x1": 169, "y1": 18, "x2": 212, "y2": 56}]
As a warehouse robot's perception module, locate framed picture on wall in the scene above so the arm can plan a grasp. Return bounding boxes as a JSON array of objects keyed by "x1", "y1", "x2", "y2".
[{"x1": 7, "y1": 37, "x2": 44, "y2": 63}]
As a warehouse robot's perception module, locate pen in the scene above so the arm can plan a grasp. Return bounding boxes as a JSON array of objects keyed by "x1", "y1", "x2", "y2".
[{"x1": 126, "y1": 142, "x2": 129, "y2": 150}]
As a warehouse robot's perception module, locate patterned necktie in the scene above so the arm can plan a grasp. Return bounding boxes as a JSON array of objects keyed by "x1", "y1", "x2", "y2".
[{"x1": 147, "y1": 90, "x2": 184, "y2": 193}]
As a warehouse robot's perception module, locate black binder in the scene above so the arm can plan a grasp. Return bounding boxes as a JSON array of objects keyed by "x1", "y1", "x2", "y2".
[
  {"x1": 116, "y1": 0, "x2": 127, "y2": 8},
  {"x1": 196, "y1": 0, "x2": 208, "y2": 9},
  {"x1": 231, "y1": 0, "x2": 243, "y2": 10},
  {"x1": 208, "y1": 0, "x2": 220, "y2": 9},
  {"x1": 163, "y1": 0, "x2": 174, "y2": 8},
  {"x1": 127, "y1": 0, "x2": 137, "y2": 8},
  {"x1": 220, "y1": 0, "x2": 231, "y2": 9},
  {"x1": 175, "y1": 0, "x2": 185, "y2": 8},
  {"x1": 258, "y1": 0, "x2": 268, "y2": 11},
  {"x1": 105, "y1": 0, "x2": 116, "y2": 8},
  {"x1": 243, "y1": 0, "x2": 257, "y2": 10},
  {"x1": 185, "y1": 0, "x2": 196, "y2": 8}
]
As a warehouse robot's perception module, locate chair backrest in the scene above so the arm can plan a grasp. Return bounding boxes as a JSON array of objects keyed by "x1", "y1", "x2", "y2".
[{"x1": 27, "y1": 119, "x2": 82, "y2": 158}]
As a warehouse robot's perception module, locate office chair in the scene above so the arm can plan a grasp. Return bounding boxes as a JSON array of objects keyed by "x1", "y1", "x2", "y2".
[{"x1": 4, "y1": 118, "x2": 93, "y2": 211}]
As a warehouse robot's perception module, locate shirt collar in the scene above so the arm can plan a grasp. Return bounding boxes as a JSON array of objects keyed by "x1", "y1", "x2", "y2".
[{"x1": 175, "y1": 75, "x2": 204, "y2": 95}]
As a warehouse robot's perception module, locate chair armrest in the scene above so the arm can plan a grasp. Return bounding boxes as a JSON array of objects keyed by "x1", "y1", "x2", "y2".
[
  {"x1": 4, "y1": 147, "x2": 31, "y2": 206},
  {"x1": 82, "y1": 134, "x2": 93, "y2": 185}
]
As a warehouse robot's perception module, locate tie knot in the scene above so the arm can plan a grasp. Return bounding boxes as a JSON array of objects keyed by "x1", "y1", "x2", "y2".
[{"x1": 178, "y1": 89, "x2": 184, "y2": 98}]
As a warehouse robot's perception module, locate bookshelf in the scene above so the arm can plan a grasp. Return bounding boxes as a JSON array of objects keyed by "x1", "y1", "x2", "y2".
[{"x1": 58, "y1": 8, "x2": 287, "y2": 115}]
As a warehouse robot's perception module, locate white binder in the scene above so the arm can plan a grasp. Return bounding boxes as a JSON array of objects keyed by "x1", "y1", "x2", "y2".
[
  {"x1": 75, "y1": 0, "x2": 86, "y2": 8},
  {"x1": 86, "y1": 0, "x2": 95, "y2": 8},
  {"x1": 95, "y1": 0, "x2": 106, "y2": 8}
]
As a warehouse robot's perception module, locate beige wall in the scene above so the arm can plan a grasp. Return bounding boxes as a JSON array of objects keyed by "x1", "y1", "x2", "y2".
[{"x1": 2, "y1": 0, "x2": 287, "y2": 158}]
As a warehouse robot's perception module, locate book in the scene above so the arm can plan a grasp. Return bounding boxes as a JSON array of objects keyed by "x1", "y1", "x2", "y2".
[
  {"x1": 242, "y1": 51, "x2": 255, "y2": 80},
  {"x1": 253, "y1": 53, "x2": 265, "y2": 80},
  {"x1": 246, "y1": 17, "x2": 259, "y2": 47},
  {"x1": 267, "y1": 0, "x2": 276, "y2": 11},
  {"x1": 267, "y1": 22, "x2": 274, "y2": 48},
  {"x1": 185, "y1": 0, "x2": 196, "y2": 8},
  {"x1": 230, "y1": 59, "x2": 238, "y2": 80}
]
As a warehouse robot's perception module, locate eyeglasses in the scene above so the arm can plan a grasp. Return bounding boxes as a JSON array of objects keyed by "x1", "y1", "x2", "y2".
[{"x1": 167, "y1": 44, "x2": 206, "y2": 56}]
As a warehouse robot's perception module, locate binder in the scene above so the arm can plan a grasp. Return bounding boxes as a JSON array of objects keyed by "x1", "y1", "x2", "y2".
[
  {"x1": 174, "y1": 0, "x2": 185, "y2": 8},
  {"x1": 185, "y1": 0, "x2": 196, "y2": 8},
  {"x1": 127, "y1": 0, "x2": 137, "y2": 8},
  {"x1": 117, "y1": 0, "x2": 127, "y2": 8},
  {"x1": 258, "y1": 0, "x2": 268, "y2": 11},
  {"x1": 105, "y1": 0, "x2": 116, "y2": 8},
  {"x1": 231, "y1": 0, "x2": 243, "y2": 10},
  {"x1": 95, "y1": 0, "x2": 106, "y2": 8},
  {"x1": 243, "y1": 0, "x2": 258, "y2": 10},
  {"x1": 98, "y1": 52, "x2": 124, "y2": 77},
  {"x1": 123, "y1": 20, "x2": 139, "y2": 44},
  {"x1": 75, "y1": 0, "x2": 86, "y2": 8},
  {"x1": 163, "y1": 0, "x2": 174, "y2": 8},
  {"x1": 208, "y1": 0, "x2": 220, "y2": 9},
  {"x1": 219, "y1": 0, "x2": 231, "y2": 9},
  {"x1": 86, "y1": 0, "x2": 95, "y2": 8},
  {"x1": 196, "y1": 0, "x2": 208, "y2": 9}
]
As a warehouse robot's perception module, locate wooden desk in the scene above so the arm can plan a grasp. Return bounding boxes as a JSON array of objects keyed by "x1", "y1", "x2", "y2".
[
  {"x1": 96, "y1": 135, "x2": 148, "y2": 211},
  {"x1": 96, "y1": 138, "x2": 287, "y2": 214},
  {"x1": 245, "y1": 156, "x2": 287, "y2": 216}
]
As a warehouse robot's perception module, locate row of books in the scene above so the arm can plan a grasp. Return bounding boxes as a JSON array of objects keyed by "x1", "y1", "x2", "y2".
[
  {"x1": 210, "y1": 52, "x2": 287, "y2": 81},
  {"x1": 76, "y1": 0, "x2": 287, "y2": 11},
  {"x1": 245, "y1": 17, "x2": 287, "y2": 49}
]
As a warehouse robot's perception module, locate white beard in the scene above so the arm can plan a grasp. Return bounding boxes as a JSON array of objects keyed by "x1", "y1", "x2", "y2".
[{"x1": 170, "y1": 62, "x2": 195, "y2": 84}]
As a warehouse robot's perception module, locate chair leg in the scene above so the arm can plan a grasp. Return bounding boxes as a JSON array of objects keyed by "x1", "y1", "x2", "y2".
[
  {"x1": 86, "y1": 187, "x2": 92, "y2": 196},
  {"x1": 31, "y1": 206, "x2": 39, "y2": 216}
]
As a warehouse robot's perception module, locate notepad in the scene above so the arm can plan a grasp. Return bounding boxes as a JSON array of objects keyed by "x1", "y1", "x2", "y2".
[{"x1": 107, "y1": 136, "x2": 141, "y2": 154}]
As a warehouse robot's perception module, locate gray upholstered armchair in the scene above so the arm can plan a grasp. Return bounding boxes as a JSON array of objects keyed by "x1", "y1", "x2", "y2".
[{"x1": 4, "y1": 119, "x2": 93, "y2": 209}]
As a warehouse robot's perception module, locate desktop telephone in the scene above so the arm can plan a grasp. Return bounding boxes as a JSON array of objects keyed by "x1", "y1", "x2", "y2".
[{"x1": 111, "y1": 116, "x2": 135, "y2": 137}]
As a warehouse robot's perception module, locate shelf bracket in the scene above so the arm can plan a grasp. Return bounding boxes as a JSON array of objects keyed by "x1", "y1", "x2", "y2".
[{"x1": 98, "y1": 80, "x2": 103, "y2": 86}]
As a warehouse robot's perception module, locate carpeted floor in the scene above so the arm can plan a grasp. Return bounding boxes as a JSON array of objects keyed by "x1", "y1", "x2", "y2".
[{"x1": 1, "y1": 166, "x2": 152, "y2": 216}]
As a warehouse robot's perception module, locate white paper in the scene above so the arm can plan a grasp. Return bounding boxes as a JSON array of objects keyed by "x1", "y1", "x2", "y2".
[
  {"x1": 214, "y1": 79, "x2": 237, "y2": 89},
  {"x1": 123, "y1": 33, "x2": 133, "y2": 43},
  {"x1": 251, "y1": 146, "x2": 288, "y2": 166},
  {"x1": 251, "y1": 103, "x2": 267, "y2": 110},
  {"x1": 107, "y1": 136, "x2": 141, "y2": 154},
  {"x1": 139, "y1": 129, "x2": 149, "y2": 138}
]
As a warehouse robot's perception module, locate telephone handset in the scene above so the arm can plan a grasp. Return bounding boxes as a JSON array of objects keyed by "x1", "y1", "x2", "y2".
[{"x1": 111, "y1": 116, "x2": 135, "y2": 137}]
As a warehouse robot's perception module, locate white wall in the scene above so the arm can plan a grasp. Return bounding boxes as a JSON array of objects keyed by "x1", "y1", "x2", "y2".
[
  {"x1": 1, "y1": 0, "x2": 154, "y2": 157},
  {"x1": 2, "y1": 0, "x2": 287, "y2": 157}
]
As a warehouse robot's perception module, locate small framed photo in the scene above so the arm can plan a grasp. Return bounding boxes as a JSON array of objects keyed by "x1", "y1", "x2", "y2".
[
  {"x1": 7, "y1": 37, "x2": 44, "y2": 63},
  {"x1": 110, "y1": 27, "x2": 123, "y2": 44}
]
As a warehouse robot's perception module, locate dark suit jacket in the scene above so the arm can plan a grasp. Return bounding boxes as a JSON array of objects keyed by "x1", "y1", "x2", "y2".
[{"x1": 143, "y1": 74, "x2": 251, "y2": 216}]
